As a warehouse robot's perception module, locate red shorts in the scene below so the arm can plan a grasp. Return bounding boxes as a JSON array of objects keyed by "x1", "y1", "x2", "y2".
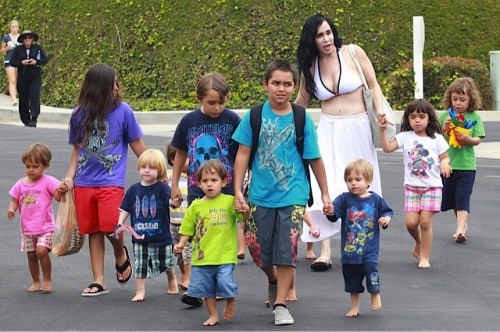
[{"x1": 74, "y1": 186, "x2": 124, "y2": 234}]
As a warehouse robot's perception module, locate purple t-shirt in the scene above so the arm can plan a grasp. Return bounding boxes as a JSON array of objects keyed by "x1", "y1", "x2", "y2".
[{"x1": 68, "y1": 101, "x2": 143, "y2": 188}]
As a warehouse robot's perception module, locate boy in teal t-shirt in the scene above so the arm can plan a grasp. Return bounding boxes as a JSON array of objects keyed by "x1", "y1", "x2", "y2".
[{"x1": 175, "y1": 159, "x2": 244, "y2": 327}]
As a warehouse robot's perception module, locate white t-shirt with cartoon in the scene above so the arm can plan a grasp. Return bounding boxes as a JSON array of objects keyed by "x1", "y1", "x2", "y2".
[{"x1": 395, "y1": 131, "x2": 449, "y2": 188}]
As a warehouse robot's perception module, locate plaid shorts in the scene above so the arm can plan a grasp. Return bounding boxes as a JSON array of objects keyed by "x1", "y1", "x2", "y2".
[
  {"x1": 21, "y1": 232, "x2": 53, "y2": 252},
  {"x1": 404, "y1": 185, "x2": 442, "y2": 212},
  {"x1": 132, "y1": 242, "x2": 174, "y2": 279}
]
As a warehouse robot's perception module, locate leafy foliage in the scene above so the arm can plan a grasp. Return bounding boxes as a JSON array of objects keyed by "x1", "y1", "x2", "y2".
[{"x1": 0, "y1": 0, "x2": 498, "y2": 111}]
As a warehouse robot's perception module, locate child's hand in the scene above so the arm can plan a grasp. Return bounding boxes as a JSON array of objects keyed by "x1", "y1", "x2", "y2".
[
  {"x1": 174, "y1": 243, "x2": 184, "y2": 254},
  {"x1": 62, "y1": 177, "x2": 74, "y2": 190},
  {"x1": 323, "y1": 203, "x2": 334, "y2": 216},
  {"x1": 57, "y1": 182, "x2": 69, "y2": 194},
  {"x1": 377, "y1": 114, "x2": 393, "y2": 130},
  {"x1": 443, "y1": 118, "x2": 452, "y2": 134},
  {"x1": 234, "y1": 193, "x2": 250, "y2": 214},
  {"x1": 440, "y1": 161, "x2": 452, "y2": 178},
  {"x1": 379, "y1": 216, "x2": 391, "y2": 229},
  {"x1": 169, "y1": 197, "x2": 182, "y2": 208},
  {"x1": 455, "y1": 131, "x2": 470, "y2": 146},
  {"x1": 309, "y1": 226, "x2": 321, "y2": 238},
  {"x1": 7, "y1": 210, "x2": 15, "y2": 221}
]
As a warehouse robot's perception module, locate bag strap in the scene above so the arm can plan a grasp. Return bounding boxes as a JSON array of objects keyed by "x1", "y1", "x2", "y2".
[{"x1": 347, "y1": 44, "x2": 369, "y2": 89}]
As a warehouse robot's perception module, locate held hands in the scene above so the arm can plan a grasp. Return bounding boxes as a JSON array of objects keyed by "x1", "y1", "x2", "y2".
[
  {"x1": 234, "y1": 192, "x2": 250, "y2": 215},
  {"x1": 378, "y1": 114, "x2": 392, "y2": 131},
  {"x1": 170, "y1": 188, "x2": 183, "y2": 208},
  {"x1": 379, "y1": 216, "x2": 391, "y2": 229}
]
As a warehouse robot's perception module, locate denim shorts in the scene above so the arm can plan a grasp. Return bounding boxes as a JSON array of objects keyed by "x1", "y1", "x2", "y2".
[
  {"x1": 244, "y1": 204, "x2": 304, "y2": 268},
  {"x1": 188, "y1": 264, "x2": 237, "y2": 299},
  {"x1": 342, "y1": 262, "x2": 380, "y2": 294},
  {"x1": 441, "y1": 170, "x2": 476, "y2": 212}
]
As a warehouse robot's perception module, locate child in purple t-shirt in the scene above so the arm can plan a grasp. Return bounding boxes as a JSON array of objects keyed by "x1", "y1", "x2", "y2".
[{"x1": 63, "y1": 63, "x2": 147, "y2": 297}]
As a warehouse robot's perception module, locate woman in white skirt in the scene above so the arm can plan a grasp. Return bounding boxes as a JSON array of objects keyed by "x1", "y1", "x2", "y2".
[{"x1": 295, "y1": 14, "x2": 385, "y2": 271}]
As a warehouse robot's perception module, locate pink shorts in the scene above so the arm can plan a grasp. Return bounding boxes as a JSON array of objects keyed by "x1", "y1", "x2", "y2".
[
  {"x1": 404, "y1": 185, "x2": 442, "y2": 212},
  {"x1": 74, "y1": 186, "x2": 124, "y2": 234},
  {"x1": 21, "y1": 232, "x2": 53, "y2": 252}
]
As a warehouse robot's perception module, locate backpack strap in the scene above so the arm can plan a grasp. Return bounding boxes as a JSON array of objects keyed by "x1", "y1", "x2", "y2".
[
  {"x1": 249, "y1": 103, "x2": 264, "y2": 169},
  {"x1": 291, "y1": 103, "x2": 313, "y2": 207}
]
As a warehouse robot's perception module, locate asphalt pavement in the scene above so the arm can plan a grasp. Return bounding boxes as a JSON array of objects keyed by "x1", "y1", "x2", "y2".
[{"x1": 0, "y1": 95, "x2": 499, "y2": 331}]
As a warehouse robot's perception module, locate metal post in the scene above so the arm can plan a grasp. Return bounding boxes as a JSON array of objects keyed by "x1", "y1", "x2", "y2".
[{"x1": 490, "y1": 51, "x2": 500, "y2": 110}]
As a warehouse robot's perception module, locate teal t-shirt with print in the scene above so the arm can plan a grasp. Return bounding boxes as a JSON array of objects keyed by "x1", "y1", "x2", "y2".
[{"x1": 232, "y1": 101, "x2": 320, "y2": 208}]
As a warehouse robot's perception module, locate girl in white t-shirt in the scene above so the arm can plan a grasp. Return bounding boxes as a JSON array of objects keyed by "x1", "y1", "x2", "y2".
[{"x1": 379, "y1": 99, "x2": 451, "y2": 269}]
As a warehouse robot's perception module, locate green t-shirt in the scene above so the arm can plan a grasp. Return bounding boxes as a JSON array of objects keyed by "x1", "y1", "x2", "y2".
[
  {"x1": 179, "y1": 193, "x2": 242, "y2": 266},
  {"x1": 439, "y1": 111, "x2": 485, "y2": 170}
]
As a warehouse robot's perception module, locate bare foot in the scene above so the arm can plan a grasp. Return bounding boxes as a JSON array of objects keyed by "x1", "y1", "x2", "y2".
[
  {"x1": 418, "y1": 259, "x2": 431, "y2": 269},
  {"x1": 306, "y1": 250, "x2": 317, "y2": 260},
  {"x1": 167, "y1": 280, "x2": 179, "y2": 295},
  {"x1": 202, "y1": 317, "x2": 219, "y2": 326},
  {"x1": 131, "y1": 291, "x2": 145, "y2": 302},
  {"x1": 27, "y1": 283, "x2": 40, "y2": 292},
  {"x1": 286, "y1": 288, "x2": 297, "y2": 302},
  {"x1": 346, "y1": 308, "x2": 360, "y2": 317},
  {"x1": 412, "y1": 244, "x2": 421, "y2": 259},
  {"x1": 223, "y1": 298, "x2": 235, "y2": 320},
  {"x1": 40, "y1": 280, "x2": 52, "y2": 294},
  {"x1": 371, "y1": 293, "x2": 382, "y2": 311}
]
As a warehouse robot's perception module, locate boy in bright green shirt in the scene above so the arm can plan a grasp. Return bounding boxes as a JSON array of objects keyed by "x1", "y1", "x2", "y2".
[{"x1": 175, "y1": 159, "x2": 244, "y2": 327}]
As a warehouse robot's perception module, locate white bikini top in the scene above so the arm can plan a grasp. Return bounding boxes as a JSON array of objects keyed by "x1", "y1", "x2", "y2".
[{"x1": 314, "y1": 48, "x2": 363, "y2": 101}]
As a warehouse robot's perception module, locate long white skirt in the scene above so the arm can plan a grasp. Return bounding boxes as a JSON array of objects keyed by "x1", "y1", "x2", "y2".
[{"x1": 302, "y1": 112, "x2": 381, "y2": 242}]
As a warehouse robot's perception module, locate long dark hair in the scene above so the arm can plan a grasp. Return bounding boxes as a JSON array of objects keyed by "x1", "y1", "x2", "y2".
[
  {"x1": 70, "y1": 63, "x2": 121, "y2": 145},
  {"x1": 400, "y1": 99, "x2": 442, "y2": 138},
  {"x1": 296, "y1": 14, "x2": 343, "y2": 99}
]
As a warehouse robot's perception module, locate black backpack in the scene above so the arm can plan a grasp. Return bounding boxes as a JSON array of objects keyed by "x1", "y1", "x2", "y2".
[{"x1": 248, "y1": 103, "x2": 313, "y2": 207}]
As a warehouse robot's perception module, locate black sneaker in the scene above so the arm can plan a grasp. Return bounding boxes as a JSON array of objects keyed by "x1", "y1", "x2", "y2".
[{"x1": 181, "y1": 293, "x2": 203, "y2": 306}]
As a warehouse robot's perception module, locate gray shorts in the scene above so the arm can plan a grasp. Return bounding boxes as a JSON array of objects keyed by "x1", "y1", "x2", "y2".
[{"x1": 245, "y1": 204, "x2": 304, "y2": 268}]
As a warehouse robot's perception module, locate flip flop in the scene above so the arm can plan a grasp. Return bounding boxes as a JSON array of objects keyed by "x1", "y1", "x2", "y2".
[
  {"x1": 116, "y1": 246, "x2": 132, "y2": 284},
  {"x1": 81, "y1": 283, "x2": 110, "y2": 297},
  {"x1": 455, "y1": 233, "x2": 468, "y2": 243}
]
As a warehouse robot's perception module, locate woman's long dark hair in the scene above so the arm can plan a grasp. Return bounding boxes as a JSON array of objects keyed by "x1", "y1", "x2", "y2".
[
  {"x1": 70, "y1": 63, "x2": 121, "y2": 145},
  {"x1": 296, "y1": 14, "x2": 343, "y2": 99}
]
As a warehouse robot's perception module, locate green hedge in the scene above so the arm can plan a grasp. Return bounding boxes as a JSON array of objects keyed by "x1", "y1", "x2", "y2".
[
  {"x1": 384, "y1": 57, "x2": 492, "y2": 111},
  {"x1": 1, "y1": 0, "x2": 498, "y2": 111}
]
